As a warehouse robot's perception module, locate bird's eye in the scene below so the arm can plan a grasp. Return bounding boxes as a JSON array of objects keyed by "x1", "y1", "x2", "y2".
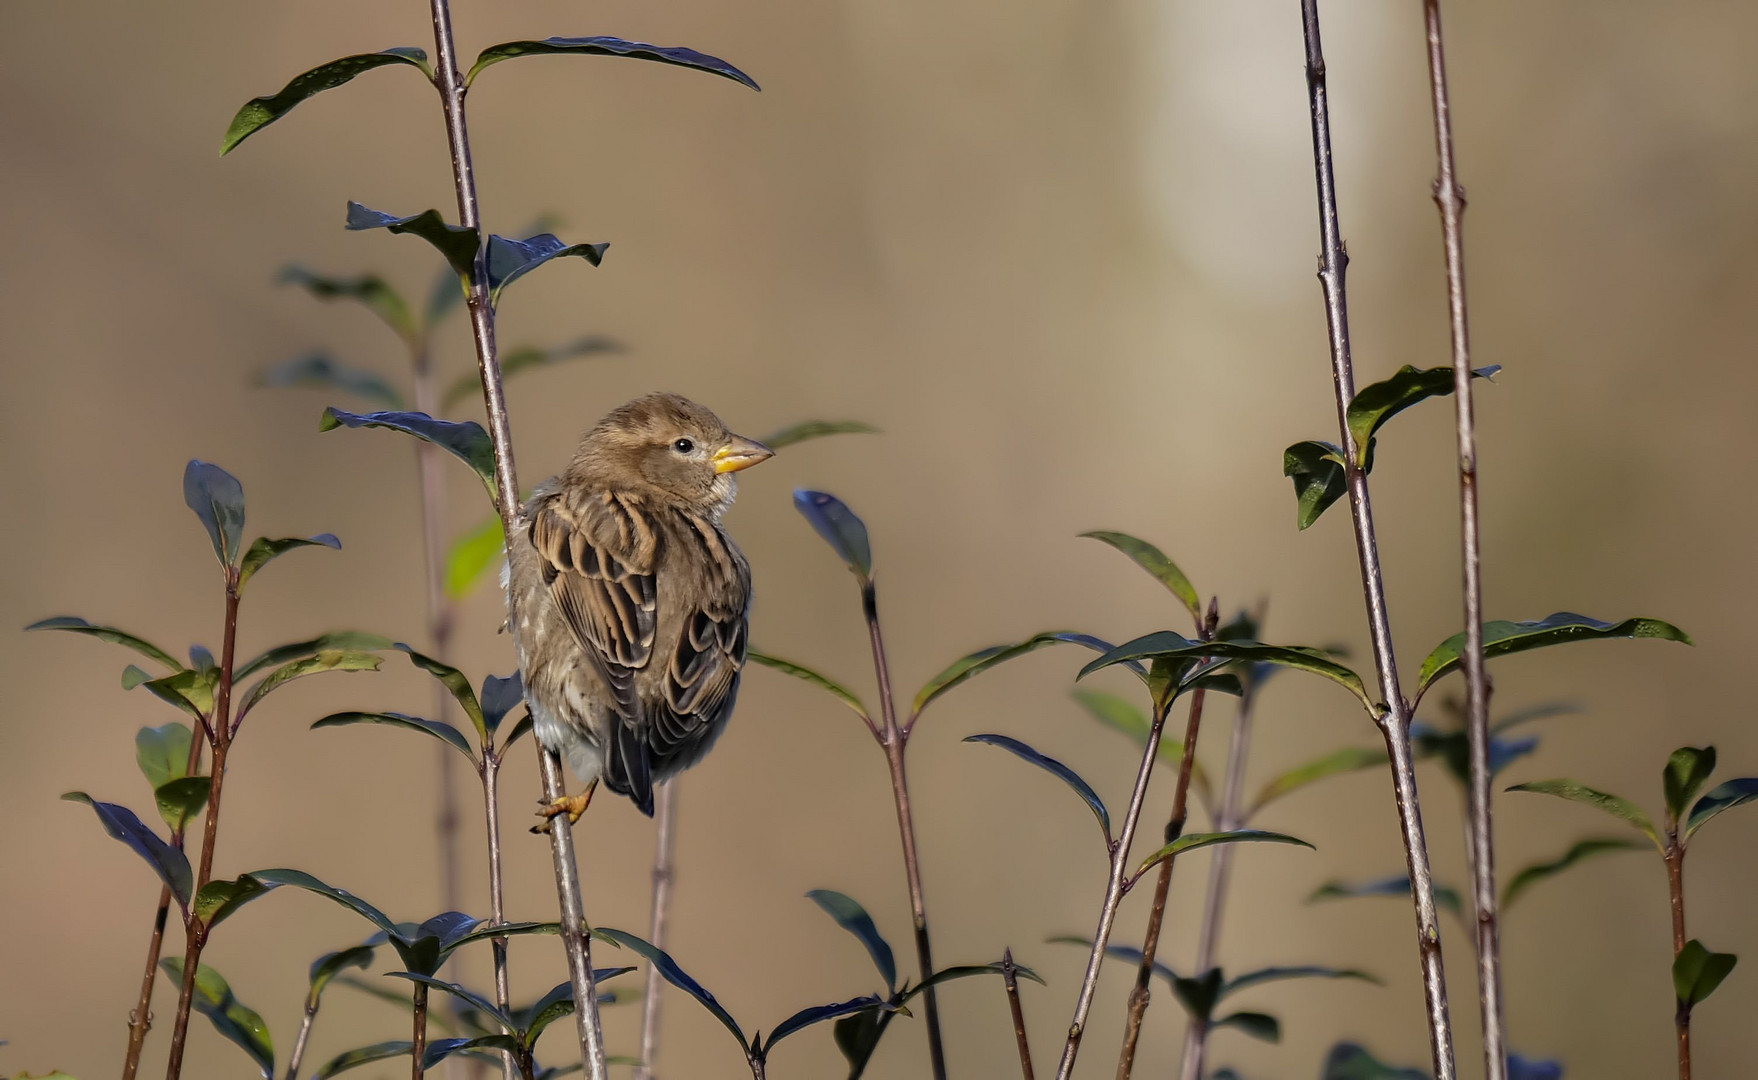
[{"x1": 672, "y1": 438, "x2": 695, "y2": 454}]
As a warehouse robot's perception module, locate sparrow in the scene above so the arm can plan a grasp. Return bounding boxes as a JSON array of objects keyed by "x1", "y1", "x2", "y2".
[{"x1": 507, "y1": 392, "x2": 773, "y2": 823}]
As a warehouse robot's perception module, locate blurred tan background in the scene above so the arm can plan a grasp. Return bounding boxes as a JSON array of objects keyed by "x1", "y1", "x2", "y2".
[{"x1": 3, "y1": 0, "x2": 1756, "y2": 1077}]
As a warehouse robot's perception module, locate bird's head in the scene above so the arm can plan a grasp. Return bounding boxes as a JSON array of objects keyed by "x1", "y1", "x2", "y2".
[{"x1": 569, "y1": 392, "x2": 773, "y2": 513}]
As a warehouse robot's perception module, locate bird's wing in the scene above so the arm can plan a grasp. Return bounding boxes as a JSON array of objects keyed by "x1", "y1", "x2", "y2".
[{"x1": 527, "y1": 489, "x2": 659, "y2": 721}]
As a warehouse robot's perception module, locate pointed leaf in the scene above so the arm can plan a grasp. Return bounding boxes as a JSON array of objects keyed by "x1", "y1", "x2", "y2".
[
  {"x1": 806, "y1": 890, "x2": 896, "y2": 991},
  {"x1": 135, "y1": 723, "x2": 194, "y2": 790},
  {"x1": 26, "y1": 616, "x2": 180, "y2": 670},
  {"x1": 1321, "y1": 1042, "x2": 1428, "y2": 1080},
  {"x1": 193, "y1": 873, "x2": 278, "y2": 929},
  {"x1": 1345, "y1": 364, "x2": 1500, "y2": 464},
  {"x1": 764, "y1": 997, "x2": 892, "y2": 1052},
  {"x1": 63, "y1": 793, "x2": 192, "y2": 907},
  {"x1": 444, "y1": 515, "x2": 506, "y2": 599},
  {"x1": 1506, "y1": 779, "x2": 1661, "y2": 849},
  {"x1": 1135, "y1": 830, "x2": 1312, "y2": 878},
  {"x1": 308, "y1": 945, "x2": 377, "y2": 1004},
  {"x1": 466, "y1": 36, "x2": 759, "y2": 91},
  {"x1": 502, "y1": 711, "x2": 534, "y2": 750},
  {"x1": 238, "y1": 650, "x2": 382, "y2": 718},
  {"x1": 1219, "y1": 966, "x2": 1379, "y2": 1000},
  {"x1": 833, "y1": 1007, "x2": 894, "y2": 1080},
  {"x1": 158, "y1": 959, "x2": 274, "y2": 1078},
  {"x1": 139, "y1": 668, "x2": 217, "y2": 722},
  {"x1": 1079, "y1": 531, "x2": 1202, "y2": 622},
  {"x1": 312, "y1": 1041, "x2": 413, "y2": 1080},
  {"x1": 236, "y1": 631, "x2": 393, "y2": 681},
  {"x1": 1417, "y1": 613, "x2": 1691, "y2": 702},
  {"x1": 153, "y1": 776, "x2": 212, "y2": 833},
  {"x1": 1306, "y1": 874, "x2": 1464, "y2": 916},
  {"x1": 1249, "y1": 747, "x2": 1384, "y2": 815},
  {"x1": 238, "y1": 533, "x2": 341, "y2": 590},
  {"x1": 1212, "y1": 1011, "x2": 1279, "y2": 1043},
  {"x1": 1501, "y1": 836, "x2": 1645, "y2": 910},
  {"x1": 1685, "y1": 777, "x2": 1758, "y2": 841},
  {"x1": 313, "y1": 711, "x2": 475, "y2": 760},
  {"x1": 965, "y1": 733, "x2": 1110, "y2": 844},
  {"x1": 439, "y1": 920, "x2": 561, "y2": 960},
  {"x1": 345, "y1": 203, "x2": 480, "y2": 277},
  {"x1": 321, "y1": 406, "x2": 497, "y2": 497},
  {"x1": 1283, "y1": 440, "x2": 1357, "y2": 531},
  {"x1": 485, "y1": 234, "x2": 607, "y2": 305},
  {"x1": 442, "y1": 337, "x2": 622, "y2": 411},
  {"x1": 761, "y1": 420, "x2": 880, "y2": 450},
  {"x1": 222, "y1": 48, "x2": 432, "y2": 154},
  {"x1": 747, "y1": 650, "x2": 871, "y2": 723},
  {"x1": 183, "y1": 460, "x2": 246, "y2": 567},
  {"x1": 915, "y1": 632, "x2": 1122, "y2": 720},
  {"x1": 244, "y1": 868, "x2": 402, "y2": 939},
  {"x1": 593, "y1": 927, "x2": 747, "y2": 1052},
  {"x1": 1073, "y1": 690, "x2": 1213, "y2": 808},
  {"x1": 904, "y1": 962, "x2": 1046, "y2": 999},
  {"x1": 1046, "y1": 935, "x2": 1182, "y2": 986},
  {"x1": 278, "y1": 266, "x2": 417, "y2": 343},
  {"x1": 396, "y1": 644, "x2": 488, "y2": 742},
  {"x1": 793, "y1": 490, "x2": 872, "y2": 579},
  {"x1": 480, "y1": 673, "x2": 524, "y2": 734},
  {"x1": 1664, "y1": 746, "x2": 1717, "y2": 823},
  {"x1": 384, "y1": 973, "x2": 517, "y2": 1033},
  {"x1": 1171, "y1": 968, "x2": 1223, "y2": 1020},
  {"x1": 123, "y1": 664, "x2": 154, "y2": 690},
  {"x1": 1673, "y1": 940, "x2": 1737, "y2": 1007},
  {"x1": 1081, "y1": 632, "x2": 1373, "y2": 712},
  {"x1": 258, "y1": 352, "x2": 405, "y2": 409}
]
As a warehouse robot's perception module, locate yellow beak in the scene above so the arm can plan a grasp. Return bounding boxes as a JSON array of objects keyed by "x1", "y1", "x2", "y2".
[{"x1": 713, "y1": 435, "x2": 775, "y2": 474}]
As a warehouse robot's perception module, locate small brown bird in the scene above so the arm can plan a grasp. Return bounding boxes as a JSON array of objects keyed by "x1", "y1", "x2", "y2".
[{"x1": 508, "y1": 393, "x2": 773, "y2": 823}]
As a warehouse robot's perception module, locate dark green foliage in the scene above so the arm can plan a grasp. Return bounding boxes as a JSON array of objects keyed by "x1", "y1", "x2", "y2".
[
  {"x1": 465, "y1": 36, "x2": 760, "y2": 91},
  {"x1": 1080, "y1": 530, "x2": 1203, "y2": 622},
  {"x1": 1416, "y1": 613, "x2": 1691, "y2": 704},
  {"x1": 183, "y1": 460, "x2": 247, "y2": 568},
  {"x1": 793, "y1": 489, "x2": 872, "y2": 579},
  {"x1": 965, "y1": 733, "x2": 1111, "y2": 844},
  {"x1": 1344, "y1": 364, "x2": 1499, "y2": 465},
  {"x1": 1673, "y1": 940, "x2": 1738, "y2": 1008},
  {"x1": 320, "y1": 407, "x2": 497, "y2": 497},
  {"x1": 344, "y1": 202, "x2": 481, "y2": 277},
  {"x1": 222, "y1": 48, "x2": 432, "y2": 154},
  {"x1": 158, "y1": 959, "x2": 274, "y2": 1078},
  {"x1": 63, "y1": 793, "x2": 192, "y2": 908},
  {"x1": 485, "y1": 233, "x2": 607, "y2": 304}
]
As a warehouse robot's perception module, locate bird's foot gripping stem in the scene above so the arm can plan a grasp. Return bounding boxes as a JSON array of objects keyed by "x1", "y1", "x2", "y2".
[{"x1": 532, "y1": 779, "x2": 596, "y2": 834}]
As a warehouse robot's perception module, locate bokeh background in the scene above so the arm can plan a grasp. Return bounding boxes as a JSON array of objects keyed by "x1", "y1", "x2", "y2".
[{"x1": 4, "y1": 0, "x2": 1756, "y2": 1077}]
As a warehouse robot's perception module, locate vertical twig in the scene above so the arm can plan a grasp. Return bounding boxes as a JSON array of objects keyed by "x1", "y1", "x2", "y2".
[
  {"x1": 1001, "y1": 948, "x2": 1036, "y2": 1080},
  {"x1": 164, "y1": 576, "x2": 242, "y2": 1080},
  {"x1": 1421, "y1": 5, "x2": 1504, "y2": 1078},
  {"x1": 1665, "y1": 838, "x2": 1690, "y2": 1080},
  {"x1": 1115, "y1": 602, "x2": 1218, "y2": 1079},
  {"x1": 634, "y1": 779, "x2": 679, "y2": 1080},
  {"x1": 284, "y1": 990, "x2": 319, "y2": 1080},
  {"x1": 423, "y1": 2, "x2": 606, "y2": 1075},
  {"x1": 481, "y1": 751, "x2": 516, "y2": 1080},
  {"x1": 859, "y1": 581, "x2": 947, "y2": 1080},
  {"x1": 1177, "y1": 673, "x2": 1260, "y2": 1080},
  {"x1": 1295, "y1": 4, "x2": 1457, "y2": 1078},
  {"x1": 1054, "y1": 696, "x2": 1176, "y2": 1080},
  {"x1": 412, "y1": 983, "x2": 430, "y2": 1080}
]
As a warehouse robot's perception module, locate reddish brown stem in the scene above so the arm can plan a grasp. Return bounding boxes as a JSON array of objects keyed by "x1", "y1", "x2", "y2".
[
  {"x1": 1666, "y1": 833, "x2": 1689, "y2": 1080},
  {"x1": 412, "y1": 982, "x2": 430, "y2": 1079},
  {"x1": 1001, "y1": 948, "x2": 1036, "y2": 1080}
]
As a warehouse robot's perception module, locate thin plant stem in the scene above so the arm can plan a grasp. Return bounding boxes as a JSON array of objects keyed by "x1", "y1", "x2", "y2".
[
  {"x1": 1115, "y1": 602, "x2": 1218, "y2": 1079},
  {"x1": 859, "y1": 581, "x2": 946, "y2": 1080},
  {"x1": 482, "y1": 752, "x2": 516, "y2": 1080},
  {"x1": 1295, "y1": 3, "x2": 1457, "y2": 1077},
  {"x1": 284, "y1": 988, "x2": 320, "y2": 1080},
  {"x1": 1421, "y1": 4, "x2": 1503, "y2": 1077},
  {"x1": 1177, "y1": 676, "x2": 1260, "y2": 1080},
  {"x1": 1053, "y1": 696, "x2": 1176, "y2": 1080},
  {"x1": 1001, "y1": 948, "x2": 1036, "y2": 1080},
  {"x1": 164, "y1": 574, "x2": 242, "y2": 1080},
  {"x1": 122, "y1": 735, "x2": 207, "y2": 1080},
  {"x1": 1665, "y1": 836, "x2": 1689, "y2": 1080},
  {"x1": 422, "y1": 1, "x2": 606, "y2": 1074},
  {"x1": 634, "y1": 778, "x2": 679, "y2": 1080},
  {"x1": 412, "y1": 982, "x2": 430, "y2": 1080}
]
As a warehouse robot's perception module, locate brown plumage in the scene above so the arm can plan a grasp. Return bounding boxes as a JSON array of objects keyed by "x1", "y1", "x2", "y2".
[{"x1": 507, "y1": 393, "x2": 772, "y2": 818}]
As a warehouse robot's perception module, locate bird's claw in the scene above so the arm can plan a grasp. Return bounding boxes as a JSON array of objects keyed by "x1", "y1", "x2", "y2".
[{"x1": 530, "y1": 785, "x2": 595, "y2": 835}]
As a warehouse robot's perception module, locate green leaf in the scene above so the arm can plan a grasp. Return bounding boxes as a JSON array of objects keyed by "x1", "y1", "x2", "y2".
[
  {"x1": 397, "y1": 644, "x2": 488, "y2": 743},
  {"x1": 833, "y1": 1006, "x2": 894, "y2": 1080},
  {"x1": 904, "y1": 962, "x2": 1046, "y2": 999},
  {"x1": 242, "y1": 868, "x2": 402, "y2": 940},
  {"x1": 26, "y1": 616, "x2": 181, "y2": 671},
  {"x1": 1135, "y1": 830, "x2": 1313, "y2": 879},
  {"x1": 807, "y1": 890, "x2": 897, "y2": 992},
  {"x1": 441, "y1": 337, "x2": 622, "y2": 412},
  {"x1": 153, "y1": 776, "x2": 212, "y2": 833},
  {"x1": 443, "y1": 515, "x2": 506, "y2": 599},
  {"x1": 793, "y1": 489, "x2": 872, "y2": 580},
  {"x1": 138, "y1": 668, "x2": 218, "y2": 722},
  {"x1": 1506, "y1": 778, "x2": 1661, "y2": 850},
  {"x1": 1500, "y1": 836, "x2": 1645, "y2": 910},
  {"x1": 1218, "y1": 966, "x2": 1379, "y2": 1000},
  {"x1": 312, "y1": 711, "x2": 475, "y2": 760},
  {"x1": 1081, "y1": 632, "x2": 1373, "y2": 713},
  {"x1": 193, "y1": 873, "x2": 277, "y2": 929},
  {"x1": 1673, "y1": 939, "x2": 1738, "y2": 1007},
  {"x1": 384, "y1": 973, "x2": 517, "y2": 1033},
  {"x1": 1321, "y1": 1042, "x2": 1429, "y2": 1080},
  {"x1": 259, "y1": 352, "x2": 405, "y2": 410},
  {"x1": 1248, "y1": 747, "x2": 1384, "y2": 815},
  {"x1": 1212, "y1": 1011, "x2": 1279, "y2": 1043},
  {"x1": 1072, "y1": 690, "x2": 1213, "y2": 810},
  {"x1": 238, "y1": 650, "x2": 382, "y2": 718},
  {"x1": 593, "y1": 927, "x2": 748, "y2": 1052},
  {"x1": 480, "y1": 673, "x2": 524, "y2": 734},
  {"x1": 238, "y1": 534, "x2": 341, "y2": 590},
  {"x1": 1306, "y1": 875, "x2": 1464, "y2": 916},
  {"x1": 1283, "y1": 440, "x2": 1359, "y2": 531},
  {"x1": 221, "y1": 48, "x2": 432, "y2": 154},
  {"x1": 916, "y1": 632, "x2": 1121, "y2": 721},
  {"x1": 183, "y1": 460, "x2": 246, "y2": 568},
  {"x1": 321, "y1": 406, "x2": 498, "y2": 499},
  {"x1": 439, "y1": 920, "x2": 561, "y2": 964},
  {"x1": 747, "y1": 650, "x2": 871, "y2": 724},
  {"x1": 1079, "y1": 531, "x2": 1202, "y2": 623},
  {"x1": 278, "y1": 266, "x2": 418, "y2": 343},
  {"x1": 1344, "y1": 364, "x2": 1500, "y2": 465},
  {"x1": 312, "y1": 1039, "x2": 498, "y2": 1080},
  {"x1": 1685, "y1": 778, "x2": 1758, "y2": 841},
  {"x1": 308, "y1": 945, "x2": 377, "y2": 1006},
  {"x1": 235, "y1": 631, "x2": 394, "y2": 682},
  {"x1": 1417, "y1": 613, "x2": 1692, "y2": 702},
  {"x1": 965, "y1": 733, "x2": 1111, "y2": 843},
  {"x1": 466, "y1": 36, "x2": 759, "y2": 91},
  {"x1": 501, "y1": 712, "x2": 534, "y2": 751},
  {"x1": 345, "y1": 203, "x2": 481, "y2": 278},
  {"x1": 761, "y1": 420, "x2": 880, "y2": 450},
  {"x1": 485, "y1": 234, "x2": 607, "y2": 305},
  {"x1": 158, "y1": 959, "x2": 274, "y2": 1078},
  {"x1": 135, "y1": 723, "x2": 194, "y2": 790},
  {"x1": 63, "y1": 793, "x2": 192, "y2": 908},
  {"x1": 763, "y1": 997, "x2": 892, "y2": 1053},
  {"x1": 1664, "y1": 746, "x2": 1718, "y2": 823}
]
